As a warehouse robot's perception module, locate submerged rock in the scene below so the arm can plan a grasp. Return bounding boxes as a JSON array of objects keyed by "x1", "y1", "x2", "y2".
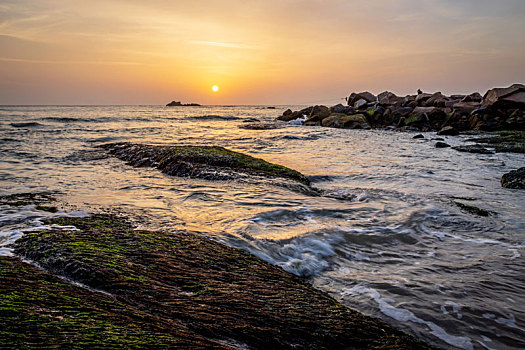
[
  {"x1": 437, "y1": 126, "x2": 459, "y2": 136},
  {"x1": 452, "y1": 145, "x2": 494, "y2": 154},
  {"x1": 435, "y1": 141, "x2": 451, "y2": 148},
  {"x1": 501, "y1": 167, "x2": 525, "y2": 189},
  {"x1": 99, "y1": 142, "x2": 310, "y2": 185},
  {"x1": 7, "y1": 214, "x2": 429, "y2": 349}
]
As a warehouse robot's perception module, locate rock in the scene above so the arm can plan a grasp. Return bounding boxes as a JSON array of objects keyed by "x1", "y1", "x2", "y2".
[
  {"x1": 412, "y1": 134, "x2": 425, "y2": 139},
  {"x1": 100, "y1": 142, "x2": 310, "y2": 185},
  {"x1": 5, "y1": 214, "x2": 428, "y2": 349},
  {"x1": 305, "y1": 105, "x2": 331, "y2": 122},
  {"x1": 330, "y1": 104, "x2": 356, "y2": 115},
  {"x1": 437, "y1": 126, "x2": 459, "y2": 136},
  {"x1": 424, "y1": 92, "x2": 446, "y2": 107},
  {"x1": 240, "y1": 122, "x2": 284, "y2": 130},
  {"x1": 435, "y1": 141, "x2": 451, "y2": 148},
  {"x1": 378, "y1": 91, "x2": 402, "y2": 106},
  {"x1": 415, "y1": 93, "x2": 432, "y2": 105},
  {"x1": 354, "y1": 99, "x2": 368, "y2": 109},
  {"x1": 452, "y1": 145, "x2": 494, "y2": 154},
  {"x1": 283, "y1": 109, "x2": 293, "y2": 116},
  {"x1": 347, "y1": 92, "x2": 377, "y2": 106},
  {"x1": 501, "y1": 167, "x2": 525, "y2": 189},
  {"x1": 482, "y1": 84, "x2": 525, "y2": 108},
  {"x1": 461, "y1": 92, "x2": 482, "y2": 103},
  {"x1": 453, "y1": 102, "x2": 481, "y2": 115},
  {"x1": 321, "y1": 114, "x2": 370, "y2": 129},
  {"x1": 166, "y1": 101, "x2": 201, "y2": 106},
  {"x1": 454, "y1": 202, "x2": 491, "y2": 216},
  {"x1": 278, "y1": 109, "x2": 307, "y2": 122}
]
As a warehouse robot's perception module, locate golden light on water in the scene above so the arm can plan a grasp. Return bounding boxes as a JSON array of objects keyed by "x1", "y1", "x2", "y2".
[{"x1": 212, "y1": 85, "x2": 219, "y2": 92}]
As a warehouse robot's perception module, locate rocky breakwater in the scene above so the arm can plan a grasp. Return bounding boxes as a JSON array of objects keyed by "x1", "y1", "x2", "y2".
[
  {"x1": 278, "y1": 84, "x2": 525, "y2": 132},
  {"x1": 1, "y1": 212, "x2": 430, "y2": 349}
]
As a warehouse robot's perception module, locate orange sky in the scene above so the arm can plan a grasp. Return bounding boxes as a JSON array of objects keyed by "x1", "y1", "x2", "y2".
[{"x1": 1, "y1": 0, "x2": 524, "y2": 105}]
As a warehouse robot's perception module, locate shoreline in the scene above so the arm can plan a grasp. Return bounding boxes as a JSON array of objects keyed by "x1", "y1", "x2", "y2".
[{"x1": 1, "y1": 211, "x2": 431, "y2": 349}]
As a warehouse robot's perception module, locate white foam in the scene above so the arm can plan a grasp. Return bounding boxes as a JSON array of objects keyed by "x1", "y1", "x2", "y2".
[
  {"x1": 342, "y1": 285, "x2": 473, "y2": 350},
  {"x1": 288, "y1": 115, "x2": 307, "y2": 125},
  {"x1": 245, "y1": 233, "x2": 344, "y2": 277},
  {"x1": 0, "y1": 205, "x2": 89, "y2": 256}
]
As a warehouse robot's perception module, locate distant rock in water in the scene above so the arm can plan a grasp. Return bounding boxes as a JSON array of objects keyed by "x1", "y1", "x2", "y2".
[
  {"x1": 501, "y1": 167, "x2": 525, "y2": 189},
  {"x1": 166, "y1": 101, "x2": 201, "y2": 106},
  {"x1": 11, "y1": 122, "x2": 41, "y2": 128},
  {"x1": 99, "y1": 142, "x2": 310, "y2": 185}
]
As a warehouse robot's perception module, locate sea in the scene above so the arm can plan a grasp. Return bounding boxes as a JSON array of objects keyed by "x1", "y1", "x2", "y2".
[{"x1": 0, "y1": 105, "x2": 524, "y2": 349}]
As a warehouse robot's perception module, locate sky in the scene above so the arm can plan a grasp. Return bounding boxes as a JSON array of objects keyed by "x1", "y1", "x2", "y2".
[{"x1": 1, "y1": 0, "x2": 525, "y2": 105}]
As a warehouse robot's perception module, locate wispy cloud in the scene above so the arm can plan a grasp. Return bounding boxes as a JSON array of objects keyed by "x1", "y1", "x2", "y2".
[
  {"x1": 0, "y1": 57, "x2": 146, "y2": 65},
  {"x1": 189, "y1": 40, "x2": 259, "y2": 50}
]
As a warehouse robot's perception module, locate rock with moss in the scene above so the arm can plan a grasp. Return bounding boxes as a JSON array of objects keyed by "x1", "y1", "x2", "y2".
[
  {"x1": 8, "y1": 214, "x2": 430, "y2": 349},
  {"x1": 321, "y1": 113, "x2": 370, "y2": 129},
  {"x1": 501, "y1": 167, "x2": 525, "y2": 189},
  {"x1": 99, "y1": 142, "x2": 310, "y2": 185}
]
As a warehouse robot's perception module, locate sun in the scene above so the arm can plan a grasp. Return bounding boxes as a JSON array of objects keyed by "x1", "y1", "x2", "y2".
[{"x1": 211, "y1": 85, "x2": 219, "y2": 92}]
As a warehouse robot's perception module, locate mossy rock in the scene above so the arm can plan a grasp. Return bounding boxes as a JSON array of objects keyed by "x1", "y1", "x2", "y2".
[
  {"x1": 10, "y1": 214, "x2": 431, "y2": 349},
  {"x1": 99, "y1": 143, "x2": 310, "y2": 185}
]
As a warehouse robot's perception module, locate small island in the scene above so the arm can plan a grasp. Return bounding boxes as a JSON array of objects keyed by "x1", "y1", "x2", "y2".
[{"x1": 166, "y1": 100, "x2": 201, "y2": 106}]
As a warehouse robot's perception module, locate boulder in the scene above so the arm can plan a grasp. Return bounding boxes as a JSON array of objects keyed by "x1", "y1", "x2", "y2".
[
  {"x1": 437, "y1": 126, "x2": 459, "y2": 136},
  {"x1": 425, "y1": 92, "x2": 447, "y2": 107},
  {"x1": 321, "y1": 114, "x2": 370, "y2": 129},
  {"x1": 354, "y1": 99, "x2": 368, "y2": 109},
  {"x1": 501, "y1": 167, "x2": 525, "y2": 189},
  {"x1": 461, "y1": 92, "x2": 482, "y2": 103},
  {"x1": 330, "y1": 104, "x2": 356, "y2": 115},
  {"x1": 412, "y1": 134, "x2": 425, "y2": 139},
  {"x1": 482, "y1": 84, "x2": 525, "y2": 108},
  {"x1": 347, "y1": 92, "x2": 377, "y2": 106},
  {"x1": 377, "y1": 91, "x2": 402, "y2": 106},
  {"x1": 435, "y1": 141, "x2": 451, "y2": 148},
  {"x1": 305, "y1": 105, "x2": 331, "y2": 122},
  {"x1": 453, "y1": 102, "x2": 481, "y2": 115},
  {"x1": 415, "y1": 93, "x2": 432, "y2": 106}
]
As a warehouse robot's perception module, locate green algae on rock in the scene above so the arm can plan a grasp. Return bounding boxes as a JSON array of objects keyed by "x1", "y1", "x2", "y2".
[
  {"x1": 99, "y1": 142, "x2": 310, "y2": 185},
  {"x1": 0, "y1": 257, "x2": 217, "y2": 348},
  {"x1": 10, "y1": 214, "x2": 430, "y2": 349}
]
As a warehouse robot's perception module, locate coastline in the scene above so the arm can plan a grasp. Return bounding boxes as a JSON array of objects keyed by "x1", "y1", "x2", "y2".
[{"x1": 1, "y1": 211, "x2": 431, "y2": 349}]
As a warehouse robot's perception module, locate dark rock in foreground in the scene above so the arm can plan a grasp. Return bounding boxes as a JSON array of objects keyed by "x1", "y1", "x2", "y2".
[
  {"x1": 166, "y1": 101, "x2": 201, "y2": 106},
  {"x1": 501, "y1": 167, "x2": 525, "y2": 189},
  {"x1": 99, "y1": 142, "x2": 310, "y2": 185},
  {"x1": 6, "y1": 214, "x2": 430, "y2": 349}
]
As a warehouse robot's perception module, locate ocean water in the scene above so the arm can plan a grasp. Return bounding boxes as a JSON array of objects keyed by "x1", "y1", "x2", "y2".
[{"x1": 0, "y1": 105, "x2": 524, "y2": 349}]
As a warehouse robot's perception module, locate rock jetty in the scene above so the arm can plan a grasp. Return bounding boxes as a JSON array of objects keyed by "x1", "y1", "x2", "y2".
[
  {"x1": 166, "y1": 101, "x2": 201, "y2": 106},
  {"x1": 278, "y1": 84, "x2": 525, "y2": 132},
  {"x1": 1, "y1": 213, "x2": 430, "y2": 349}
]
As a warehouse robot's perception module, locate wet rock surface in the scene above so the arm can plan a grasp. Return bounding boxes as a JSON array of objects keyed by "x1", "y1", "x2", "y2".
[
  {"x1": 99, "y1": 142, "x2": 310, "y2": 185},
  {"x1": 6, "y1": 214, "x2": 430, "y2": 349},
  {"x1": 501, "y1": 167, "x2": 525, "y2": 189}
]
